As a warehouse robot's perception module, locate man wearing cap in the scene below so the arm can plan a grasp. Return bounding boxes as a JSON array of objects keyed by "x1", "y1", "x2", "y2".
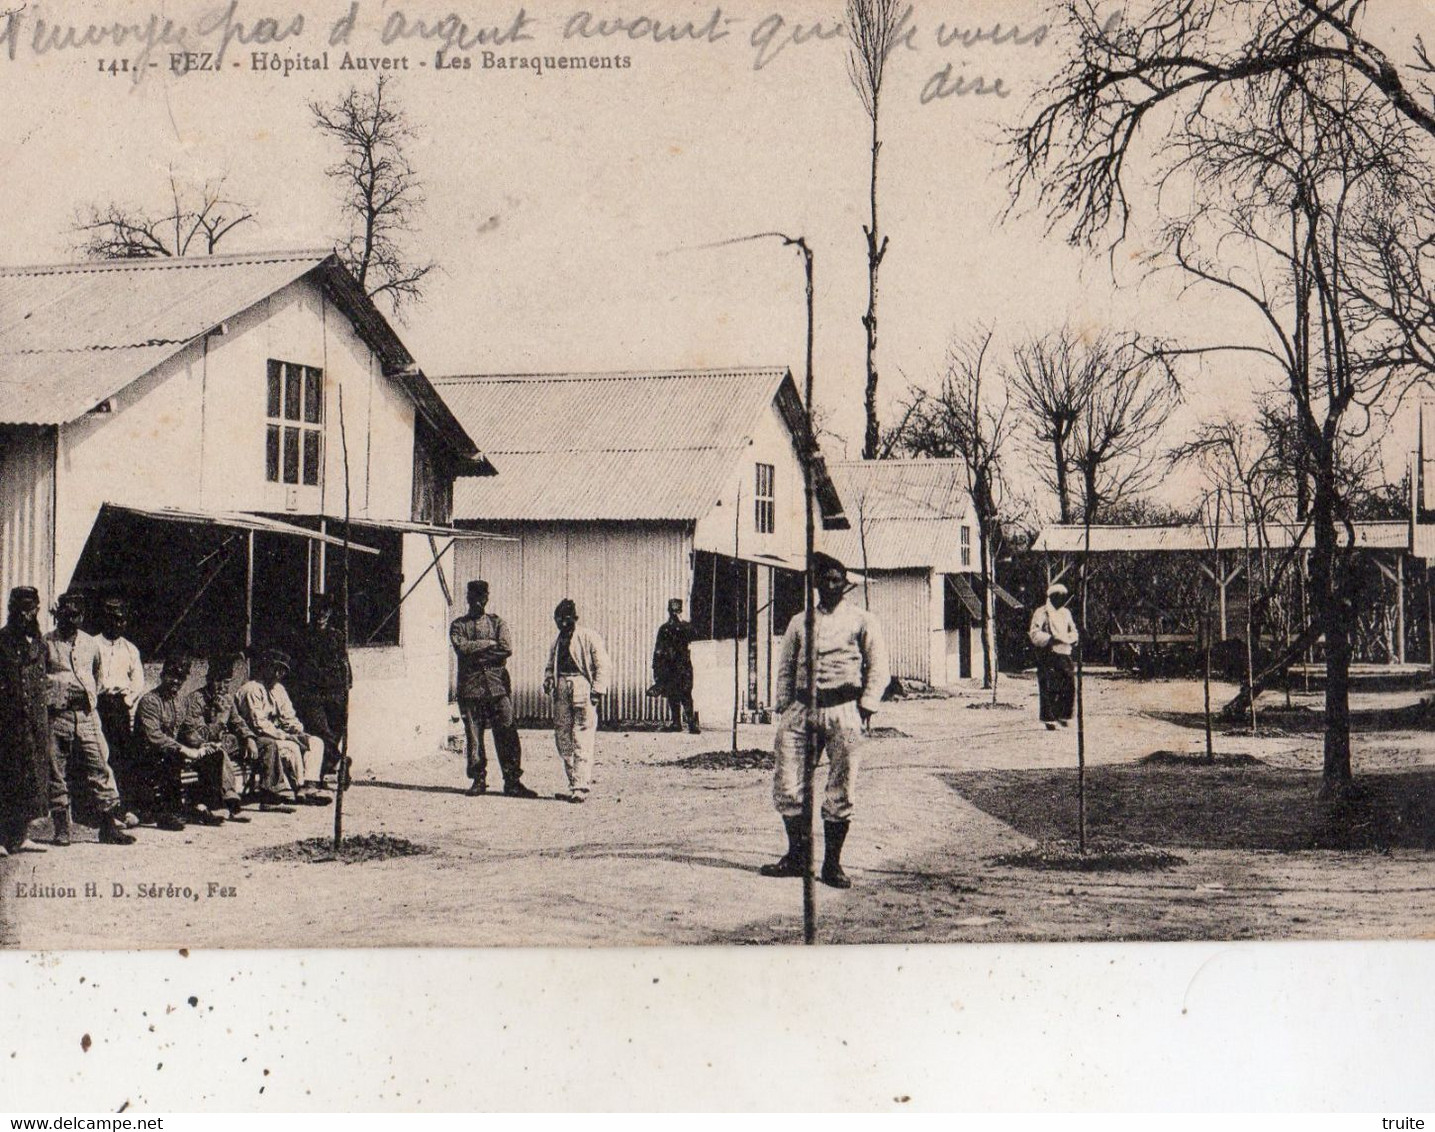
[
  {"x1": 44, "y1": 590, "x2": 133, "y2": 845},
  {"x1": 178, "y1": 652, "x2": 257, "y2": 823},
  {"x1": 94, "y1": 596, "x2": 146, "y2": 821},
  {"x1": 293, "y1": 593, "x2": 352, "y2": 789},
  {"x1": 133, "y1": 654, "x2": 225, "y2": 830},
  {"x1": 451, "y1": 580, "x2": 536, "y2": 798},
  {"x1": 236, "y1": 648, "x2": 330, "y2": 806},
  {"x1": 0, "y1": 587, "x2": 55, "y2": 855},
  {"x1": 543, "y1": 598, "x2": 610, "y2": 804},
  {"x1": 651, "y1": 598, "x2": 700, "y2": 734},
  {"x1": 1029, "y1": 583, "x2": 1079, "y2": 730},
  {"x1": 761, "y1": 551, "x2": 889, "y2": 889}
]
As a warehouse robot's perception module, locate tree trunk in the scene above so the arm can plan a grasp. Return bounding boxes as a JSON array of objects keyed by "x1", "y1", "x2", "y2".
[
  {"x1": 979, "y1": 526, "x2": 995, "y2": 690},
  {"x1": 861, "y1": 114, "x2": 883, "y2": 460},
  {"x1": 1053, "y1": 434, "x2": 1072, "y2": 524},
  {"x1": 1310, "y1": 479, "x2": 1353, "y2": 788}
]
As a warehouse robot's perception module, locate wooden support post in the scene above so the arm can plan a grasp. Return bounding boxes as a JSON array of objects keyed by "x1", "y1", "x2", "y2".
[
  {"x1": 1397, "y1": 554, "x2": 1406, "y2": 665},
  {"x1": 244, "y1": 530, "x2": 255, "y2": 648}
]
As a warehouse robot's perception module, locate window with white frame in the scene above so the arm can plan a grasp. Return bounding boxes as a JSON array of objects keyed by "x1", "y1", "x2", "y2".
[
  {"x1": 266, "y1": 360, "x2": 324, "y2": 487},
  {"x1": 960, "y1": 524, "x2": 972, "y2": 567},
  {"x1": 754, "y1": 463, "x2": 776, "y2": 534}
]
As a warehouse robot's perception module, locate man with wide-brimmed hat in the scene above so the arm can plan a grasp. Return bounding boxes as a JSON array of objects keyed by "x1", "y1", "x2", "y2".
[
  {"x1": 1028, "y1": 582, "x2": 1079, "y2": 730},
  {"x1": 44, "y1": 590, "x2": 133, "y2": 845},
  {"x1": 0, "y1": 587, "x2": 55, "y2": 855},
  {"x1": 761, "y1": 551, "x2": 889, "y2": 889},
  {"x1": 236, "y1": 647, "x2": 330, "y2": 806}
]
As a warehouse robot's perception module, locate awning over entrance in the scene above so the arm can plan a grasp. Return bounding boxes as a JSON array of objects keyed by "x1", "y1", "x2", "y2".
[
  {"x1": 947, "y1": 574, "x2": 981, "y2": 619},
  {"x1": 106, "y1": 503, "x2": 381, "y2": 555},
  {"x1": 341, "y1": 516, "x2": 517, "y2": 542}
]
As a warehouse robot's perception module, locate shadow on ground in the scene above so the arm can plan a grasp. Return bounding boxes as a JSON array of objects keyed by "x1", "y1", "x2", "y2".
[
  {"x1": 944, "y1": 765, "x2": 1435, "y2": 851},
  {"x1": 1146, "y1": 699, "x2": 1435, "y2": 735}
]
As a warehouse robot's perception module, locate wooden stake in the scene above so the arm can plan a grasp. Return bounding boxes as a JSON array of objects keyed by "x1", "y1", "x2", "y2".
[{"x1": 333, "y1": 386, "x2": 352, "y2": 852}]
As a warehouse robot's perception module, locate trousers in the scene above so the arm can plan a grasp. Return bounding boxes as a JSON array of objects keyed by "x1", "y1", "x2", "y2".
[
  {"x1": 48, "y1": 708, "x2": 120, "y2": 819},
  {"x1": 260, "y1": 735, "x2": 324, "y2": 795},
  {"x1": 551, "y1": 675, "x2": 597, "y2": 794},
  {"x1": 459, "y1": 694, "x2": 523, "y2": 786},
  {"x1": 772, "y1": 699, "x2": 863, "y2": 822},
  {"x1": 96, "y1": 693, "x2": 141, "y2": 811},
  {"x1": 1036, "y1": 652, "x2": 1075, "y2": 722}
]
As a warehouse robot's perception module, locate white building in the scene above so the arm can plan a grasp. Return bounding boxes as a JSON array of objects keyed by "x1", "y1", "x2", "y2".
[
  {"x1": 433, "y1": 368, "x2": 848, "y2": 724},
  {"x1": 822, "y1": 459, "x2": 998, "y2": 687},
  {"x1": 0, "y1": 250, "x2": 491, "y2": 767}
]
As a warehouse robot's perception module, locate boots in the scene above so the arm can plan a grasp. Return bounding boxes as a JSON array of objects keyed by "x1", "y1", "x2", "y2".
[
  {"x1": 821, "y1": 819, "x2": 852, "y2": 889},
  {"x1": 686, "y1": 710, "x2": 701, "y2": 735},
  {"x1": 759, "y1": 814, "x2": 809, "y2": 878},
  {"x1": 98, "y1": 810, "x2": 136, "y2": 845},
  {"x1": 51, "y1": 809, "x2": 71, "y2": 847}
]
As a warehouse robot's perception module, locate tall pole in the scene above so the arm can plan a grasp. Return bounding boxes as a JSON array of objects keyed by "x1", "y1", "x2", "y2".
[
  {"x1": 796, "y1": 237, "x2": 819, "y2": 946},
  {"x1": 732, "y1": 482, "x2": 742, "y2": 755},
  {"x1": 333, "y1": 386, "x2": 352, "y2": 851},
  {"x1": 1075, "y1": 513, "x2": 1090, "y2": 853}
]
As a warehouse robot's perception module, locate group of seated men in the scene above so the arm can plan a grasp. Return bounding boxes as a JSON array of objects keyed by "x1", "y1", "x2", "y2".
[
  {"x1": 128, "y1": 645, "x2": 336, "y2": 831},
  {"x1": 59, "y1": 589, "x2": 339, "y2": 843}
]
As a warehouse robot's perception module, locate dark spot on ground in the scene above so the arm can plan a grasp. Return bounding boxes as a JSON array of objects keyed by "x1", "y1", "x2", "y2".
[
  {"x1": 245, "y1": 834, "x2": 435, "y2": 864},
  {"x1": 664, "y1": 748, "x2": 773, "y2": 772}
]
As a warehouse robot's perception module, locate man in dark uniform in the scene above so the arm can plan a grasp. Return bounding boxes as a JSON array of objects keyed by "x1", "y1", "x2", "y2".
[
  {"x1": 651, "y1": 598, "x2": 699, "y2": 733},
  {"x1": 133, "y1": 654, "x2": 224, "y2": 829},
  {"x1": 293, "y1": 593, "x2": 352, "y2": 789},
  {"x1": 0, "y1": 587, "x2": 53, "y2": 855},
  {"x1": 451, "y1": 580, "x2": 536, "y2": 798},
  {"x1": 178, "y1": 652, "x2": 256, "y2": 823}
]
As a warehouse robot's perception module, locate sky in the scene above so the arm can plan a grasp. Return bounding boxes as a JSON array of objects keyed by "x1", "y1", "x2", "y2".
[{"x1": 2, "y1": 0, "x2": 1430, "y2": 512}]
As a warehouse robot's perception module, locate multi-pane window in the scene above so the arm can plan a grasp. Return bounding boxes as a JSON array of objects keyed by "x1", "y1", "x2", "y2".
[
  {"x1": 960, "y1": 525, "x2": 972, "y2": 567},
  {"x1": 266, "y1": 360, "x2": 323, "y2": 487},
  {"x1": 754, "y1": 463, "x2": 775, "y2": 534}
]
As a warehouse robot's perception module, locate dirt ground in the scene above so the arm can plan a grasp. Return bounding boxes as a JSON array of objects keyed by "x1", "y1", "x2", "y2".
[{"x1": 4, "y1": 671, "x2": 1434, "y2": 948}]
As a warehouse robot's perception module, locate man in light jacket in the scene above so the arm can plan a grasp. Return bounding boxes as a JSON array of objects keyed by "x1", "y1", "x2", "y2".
[
  {"x1": 1029, "y1": 582, "x2": 1080, "y2": 730},
  {"x1": 543, "y1": 598, "x2": 610, "y2": 804},
  {"x1": 761, "y1": 552, "x2": 890, "y2": 890}
]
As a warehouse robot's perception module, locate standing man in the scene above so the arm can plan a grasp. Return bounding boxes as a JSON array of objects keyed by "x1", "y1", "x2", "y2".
[
  {"x1": 544, "y1": 599, "x2": 610, "y2": 804},
  {"x1": 45, "y1": 591, "x2": 133, "y2": 845},
  {"x1": 651, "y1": 598, "x2": 700, "y2": 734},
  {"x1": 1028, "y1": 582, "x2": 1079, "y2": 731},
  {"x1": 0, "y1": 588, "x2": 54, "y2": 856},
  {"x1": 294, "y1": 593, "x2": 352, "y2": 790},
  {"x1": 761, "y1": 552, "x2": 889, "y2": 890},
  {"x1": 94, "y1": 596, "x2": 145, "y2": 822},
  {"x1": 450, "y1": 580, "x2": 536, "y2": 798},
  {"x1": 236, "y1": 648, "x2": 331, "y2": 807}
]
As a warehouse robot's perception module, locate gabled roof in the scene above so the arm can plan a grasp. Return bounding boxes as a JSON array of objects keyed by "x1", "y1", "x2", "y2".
[
  {"x1": 821, "y1": 458, "x2": 975, "y2": 572},
  {"x1": 0, "y1": 250, "x2": 483, "y2": 464},
  {"x1": 435, "y1": 368, "x2": 847, "y2": 526}
]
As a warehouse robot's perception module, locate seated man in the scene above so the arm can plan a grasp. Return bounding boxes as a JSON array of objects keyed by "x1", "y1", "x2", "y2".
[
  {"x1": 236, "y1": 648, "x2": 330, "y2": 807},
  {"x1": 178, "y1": 653, "x2": 267, "y2": 822},
  {"x1": 133, "y1": 655, "x2": 222, "y2": 830}
]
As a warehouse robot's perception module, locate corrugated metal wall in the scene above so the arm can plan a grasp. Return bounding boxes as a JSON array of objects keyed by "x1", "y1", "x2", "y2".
[
  {"x1": 0, "y1": 426, "x2": 56, "y2": 614},
  {"x1": 452, "y1": 522, "x2": 692, "y2": 722},
  {"x1": 862, "y1": 569, "x2": 932, "y2": 684}
]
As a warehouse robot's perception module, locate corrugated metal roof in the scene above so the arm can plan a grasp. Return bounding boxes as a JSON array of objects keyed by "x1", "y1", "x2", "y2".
[
  {"x1": 821, "y1": 459, "x2": 975, "y2": 571},
  {"x1": 1032, "y1": 521, "x2": 1412, "y2": 553},
  {"x1": 0, "y1": 252, "x2": 484, "y2": 465},
  {"x1": 0, "y1": 251, "x2": 329, "y2": 424},
  {"x1": 438, "y1": 369, "x2": 844, "y2": 523}
]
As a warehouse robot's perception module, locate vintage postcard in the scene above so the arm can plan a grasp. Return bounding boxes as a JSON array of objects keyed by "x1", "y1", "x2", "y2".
[{"x1": 0, "y1": 0, "x2": 1433, "y2": 955}]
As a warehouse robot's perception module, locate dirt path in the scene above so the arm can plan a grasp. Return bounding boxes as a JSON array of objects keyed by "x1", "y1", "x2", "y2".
[{"x1": 5, "y1": 673, "x2": 1432, "y2": 948}]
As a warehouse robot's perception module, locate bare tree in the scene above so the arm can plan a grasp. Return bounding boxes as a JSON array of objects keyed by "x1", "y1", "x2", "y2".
[
  {"x1": 73, "y1": 169, "x2": 254, "y2": 259},
  {"x1": 889, "y1": 328, "x2": 1016, "y2": 692},
  {"x1": 311, "y1": 75, "x2": 435, "y2": 315},
  {"x1": 1069, "y1": 338, "x2": 1180, "y2": 525},
  {"x1": 847, "y1": 0, "x2": 908, "y2": 459},
  {"x1": 1007, "y1": 328, "x2": 1177, "y2": 524},
  {"x1": 1007, "y1": 0, "x2": 1435, "y2": 789}
]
